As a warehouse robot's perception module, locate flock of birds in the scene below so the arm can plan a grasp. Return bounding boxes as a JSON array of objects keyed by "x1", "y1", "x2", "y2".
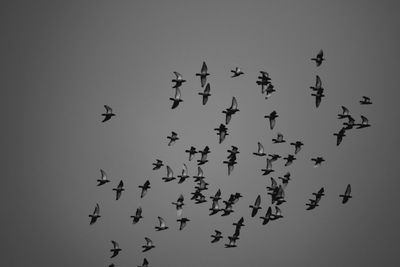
[{"x1": 92, "y1": 49, "x2": 372, "y2": 266}]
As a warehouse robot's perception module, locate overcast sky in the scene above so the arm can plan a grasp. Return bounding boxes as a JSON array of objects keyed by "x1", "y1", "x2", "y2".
[{"x1": 2, "y1": 1, "x2": 400, "y2": 266}]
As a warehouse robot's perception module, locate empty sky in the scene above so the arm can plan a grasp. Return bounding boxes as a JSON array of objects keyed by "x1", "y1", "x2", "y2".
[{"x1": 1, "y1": 1, "x2": 400, "y2": 266}]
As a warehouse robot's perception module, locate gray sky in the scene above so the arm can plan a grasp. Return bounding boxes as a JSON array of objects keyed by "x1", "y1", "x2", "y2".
[{"x1": 2, "y1": 1, "x2": 400, "y2": 266}]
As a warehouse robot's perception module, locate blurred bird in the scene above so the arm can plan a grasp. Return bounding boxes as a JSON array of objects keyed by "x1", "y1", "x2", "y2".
[
  {"x1": 231, "y1": 67, "x2": 244, "y2": 77},
  {"x1": 233, "y1": 217, "x2": 245, "y2": 229},
  {"x1": 312, "y1": 187, "x2": 325, "y2": 200},
  {"x1": 260, "y1": 206, "x2": 273, "y2": 225},
  {"x1": 261, "y1": 158, "x2": 274, "y2": 175},
  {"x1": 338, "y1": 106, "x2": 351, "y2": 119},
  {"x1": 177, "y1": 217, "x2": 190, "y2": 230},
  {"x1": 266, "y1": 177, "x2": 278, "y2": 192},
  {"x1": 209, "y1": 200, "x2": 221, "y2": 216},
  {"x1": 138, "y1": 258, "x2": 149, "y2": 267},
  {"x1": 172, "y1": 72, "x2": 186, "y2": 88},
  {"x1": 155, "y1": 216, "x2": 168, "y2": 231},
  {"x1": 110, "y1": 240, "x2": 121, "y2": 258},
  {"x1": 172, "y1": 194, "x2": 185, "y2": 216},
  {"x1": 221, "y1": 201, "x2": 234, "y2": 216},
  {"x1": 334, "y1": 127, "x2": 346, "y2": 146},
  {"x1": 223, "y1": 97, "x2": 239, "y2": 125},
  {"x1": 224, "y1": 236, "x2": 238, "y2": 248},
  {"x1": 343, "y1": 115, "x2": 356, "y2": 130},
  {"x1": 264, "y1": 110, "x2": 278, "y2": 130},
  {"x1": 311, "y1": 88, "x2": 325, "y2": 108},
  {"x1": 162, "y1": 166, "x2": 176, "y2": 182},
  {"x1": 112, "y1": 180, "x2": 124, "y2": 200},
  {"x1": 311, "y1": 157, "x2": 325, "y2": 167},
  {"x1": 310, "y1": 75, "x2": 323, "y2": 91},
  {"x1": 97, "y1": 169, "x2": 110, "y2": 186},
  {"x1": 193, "y1": 166, "x2": 205, "y2": 182},
  {"x1": 271, "y1": 206, "x2": 283, "y2": 220},
  {"x1": 223, "y1": 158, "x2": 237, "y2": 175},
  {"x1": 197, "y1": 146, "x2": 210, "y2": 165},
  {"x1": 257, "y1": 71, "x2": 271, "y2": 94},
  {"x1": 360, "y1": 96, "x2": 372, "y2": 105},
  {"x1": 211, "y1": 230, "x2": 223, "y2": 243},
  {"x1": 131, "y1": 207, "x2": 143, "y2": 224},
  {"x1": 210, "y1": 189, "x2": 222, "y2": 202},
  {"x1": 306, "y1": 198, "x2": 320, "y2": 210},
  {"x1": 199, "y1": 83, "x2": 211, "y2": 105},
  {"x1": 227, "y1": 146, "x2": 240, "y2": 157},
  {"x1": 167, "y1": 131, "x2": 179, "y2": 146},
  {"x1": 272, "y1": 132, "x2": 286, "y2": 143},
  {"x1": 249, "y1": 195, "x2": 262, "y2": 217},
  {"x1": 311, "y1": 49, "x2": 325, "y2": 66},
  {"x1": 253, "y1": 142, "x2": 266, "y2": 156},
  {"x1": 278, "y1": 172, "x2": 291, "y2": 187},
  {"x1": 195, "y1": 61, "x2": 209, "y2": 88},
  {"x1": 139, "y1": 180, "x2": 151, "y2": 198},
  {"x1": 268, "y1": 153, "x2": 281, "y2": 162},
  {"x1": 185, "y1": 146, "x2": 197, "y2": 161},
  {"x1": 142, "y1": 237, "x2": 155, "y2": 252},
  {"x1": 152, "y1": 159, "x2": 164, "y2": 170},
  {"x1": 102, "y1": 105, "x2": 115, "y2": 123},
  {"x1": 283, "y1": 154, "x2": 296, "y2": 167},
  {"x1": 89, "y1": 203, "x2": 100, "y2": 225},
  {"x1": 356, "y1": 115, "x2": 371, "y2": 129},
  {"x1": 290, "y1": 141, "x2": 304, "y2": 154},
  {"x1": 264, "y1": 84, "x2": 276, "y2": 99},
  {"x1": 195, "y1": 179, "x2": 209, "y2": 191},
  {"x1": 177, "y1": 164, "x2": 189, "y2": 184},
  {"x1": 339, "y1": 184, "x2": 352, "y2": 204},
  {"x1": 214, "y1": 123, "x2": 228, "y2": 144},
  {"x1": 170, "y1": 87, "x2": 183, "y2": 109}
]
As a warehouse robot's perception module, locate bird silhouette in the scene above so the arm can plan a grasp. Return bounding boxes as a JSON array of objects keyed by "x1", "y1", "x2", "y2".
[
  {"x1": 272, "y1": 132, "x2": 286, "y2": 143},
  {"x1": 249, "y1": 195, "x2": 262, "y2": 217},
  {"x1": 185, "y1": 146, "x2": 197, "y2": 161},
  {"x1": 152, "y1": 159, "x2": 164, "y2": 170},
  {"x1": 339, "y1": 184, "x2": 352, "y2": 204},
  {"x1": 311, "y1": 88, "x2": 325, "y2": 108},
  {"x1": 177, "y1": 217, "x2": 190, "y2": 230},
  {"x1": 311, "y1": 49, "x2": 325, "y2": 66},
  {"x1": 197, "y1": 146, "x2": 210, "y2": 165},
  {"x1": 112, "y1": 180, "x2": 124, "y2": 200},
  {"x1": 162, "y1": 166, "x2": 176, "y2": 182},
  {"x1": 97, "y1": 169, "x2": 110, "y2": 186},
  {"x1": 360, "y1": 96, "x2": 372, "y2": 105},
  {"x1": 290, "y1": 141, "x2": 304, "y2": 154},
  {"x1": 172, "y1": 194, "x2": 185, "y2": 217},
  {"x1": 253, "y1": 142, "x2": 266, "y2": 156},
  {"x1": 211, "y1": 230, "x2": 223, "y2": 243},
  {"x1": 222, "y1": 97, "x2": 239, "y2": 125},
  {"x1": 278, "y1": 172, "x2": 291, "y2": 187},
  {"x1": 155, "y1": 216, "x2": 169, "y2": 231},
  {"x1": 270, "y1": 206, "x2": 283, "y2": 220},
  {"x1": 172, "y1": 72, "x2": 186, "y2": 88},
  {"x1": 260, "y1": 206, "x2": 273, "y2": 225},
  {"x1": 193, "y1": 166, "x2": 205, "y2": 182},
  {"x1": 356, "y1": 115, "x2": 371, "y2": 129},
  {"x1": 139, "y1": 180, "x2": 150, "y2": 198},
  {"x1": 167, "y1": 131, "x2": 179, "y2": 146},
  {"x1": 210, "y1": 189, "x2": 222, "y2": 202},
  {"x1": 268, "y1": 153, "x2": 281, "y2": 162},
  {"x1": 261, "y1": 158, "x2": 274, "y2": 175},
  {"x1": 283, "y1": 154, "x2": 296, "y2": 167},
  {"x1": 310, "y1": 75, "x2": 323, "y2": 91},
  {"x1": 89, "y1": 203, "x2": 100, "y2": 225},
  {"x1": 199, "y1": 83, "x2": 211, "y2": 105},
  {"x1": 214, "y1": 123, "x2": 228, "y2": 144},
  {"x1": 338, "y1": 106, "x2": 350, "y2": 119},
  {"x1": 110, "y1": 240, "x2": 121, "y2": 258},
  {"x1": 177, "y1": 164, "x2": 190, "y2": 184},
  {"x1": 209, "y1": 199, "x2": 221, "y2": 216},
  {"x1": 266, "y1": 177, "x2": 278, "y2": 192},
  {"x1": 138, "y1": 258, "x2": 149, "y2": 267},
  {"x1": 311, "y1": 157, "x2": 325, "y2": 167},
  {"x1": 264, "y1": 83, "x2": 276, "y2": 99},
  {"x1": 102, "y1": 105, "x2": 115, "y2": 123},
  {"x1": 223, "y1": 158, "x2": 237, "y2": 175},
  {"x1": 231, "y1": 67, "x2": 244, "y2": 78},
  {"x1": 224, "y1": 236, "x2": 238, "y2": 248},
  {"x1": 142, "y1": 237, "x2": 155, "y2": 252},
  {"x1": 264, "y1": 111, "x2": 278, "y2": 130},
  {"x1": 334, "y1": 127, "x2": 346, "y2": 146},
  {"x1": 170, "y1": 87, "x2": 183, "y2": 109},
  {"x1": 131, "y1": 207, "x2": 143, "y2": 224},
  {"x1": 195, "y1": 61, "x2": 209, "y2": 88}
]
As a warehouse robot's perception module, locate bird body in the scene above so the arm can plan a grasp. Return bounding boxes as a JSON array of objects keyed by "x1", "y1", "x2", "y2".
[{"x1": 102, "y1": 105, "x2": 115, "y2": 122}]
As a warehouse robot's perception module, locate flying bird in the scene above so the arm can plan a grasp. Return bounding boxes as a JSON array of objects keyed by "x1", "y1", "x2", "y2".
[
  {"x1": 97, "y1": 169, "x2": 110, "y2": 186},
  {"x1": 152, "y1": 159, "x2": 164, "y2": 170},
  {"x1": 360, "y1": 96, "x2": 372, "y2": 105},
  {"x1": 172, "y1": 72, "x2": 186, "y2": 88},
  {"x1": 102, "y1": 105, "x2": 115, "y2": 123},
  {"x1": 214, "y1": 123, "x2": 228, "y2": 144},
  {"x1": 312, "y1": 187, "x2": 325, "y2": 200},
  {"x1": 264, "y1": 111, "x2": 278, "y2": 130},
  {"x1": 112, "y1": 180, "x2": 125, "y2": 200},
  {"x1": 261, "y1": 158, "x2": 274, "y2": 175},
  {"x1": 155, "y1": 216, "x2": 169, "y2": 231},
  {"x1": 223, "y1": 97, "x2": 239, "y2": 125},
  {"x1": 162, "y1": 166, "x2": 176, "y2": 182},
  {"x1": 170, "y1": 87, "x2": 183, "y2": 109},
  {"x1": 142, "y1": 237, "x2": 155, "y2": 252},
  {"x1": 195, "y1": 61, "x2": 209, "y2": 87},
  {"x1": 185, "y1": 146, "x2": 197, "y2": 161},
  {"x1": 339, "y1": 184, "x2": 352, "y2": 204},
  {"x1": 272, "y1": 132, "x2": 286, "y2": 143},
  {"x1": 334, "y1": 128, "x2": 346, "y2": 146},
  {"x1": 89, "y1": 203, "x2": 100, "y2": 225},
  {"x1": 167, "y1": 131, "x2": 179, "y2": 146},
  {"x1": 231, "y1": 67, "x2": 244, "y2": 77},
  {"x1": 193, "y1": 166, "x2": 205, "y2": 182},
  {"x1": 172, "y1": 194, "x2": 185, "y2": 216},
  {"x1": 223, "y1": 158, "x2": 237, "y2": 175},
  {"x1": 131, "y1": 207, "x2": 143, "y2": 224},
  {"x1": 138, "y1": 258, "x2": 149, "y2": 267},
  {"x1": 271, "y1": 206, "x2": 283, "y2": 220},
  {"x1": 224, "y1": 236, "x2": 238, "y2": 248},
  {"x1": 209, "y1": 200, "x2": 221, "y2": 216},
  {"x1": 249, "y1": 195, "x2": 262, "y2": 217},
  {"x1": 253, "y1": 142, "x2": 266, "y2": 156},
  {"x1": 311, "y1": 88, "x2": 325, "y2": 108},
  {"x1": 290, "y1": 141, "x2": 304, "y2": 154},
  {"x1": 199, "y1": 83, "x2": 211, "y2": 105},
  {"x1": 310, "y1": 75, "x2": 323, "y2": 91},
  {"x1": 356, "y1": 115, "x2": 371, "y2": 129},
  {"x1": 278, "y1": 172, "x2": 291, "y2": 187},
  {"x1": 283, "y1": 154, "x2": 296, "y2": 167},
  {"x1": 110, "y1": 240, "x2": 121, "y2": 258},
  {"x1": 260, "y1": 206, "x2": 273, "y2": 225},
  {"x1": 177, "y1": 217, "x2": 190, "y2": 231},
  {"x1": 311, "y1": 49, "x2": 325, "y2": 66},
  {"x1": 211, "y1": 230, "x2": 223, "y2": 243},
  {"x1": 139, "y1": 180, "x2": 150, "y2": 198},
  {"x1": 311, "y1": 157, "x2": 325, "y2": 167},
  {"x1": 197, "y1": 146, "x2": 210, "y2": 165},
  {"x1": 266, "y1": 177, "x2": 278, "y2": 192},
  {"x1": 338, "y1": 106, "x2": 350, "y2": 119},
  {"x1": 177, "y1": 164, "x2": 190, "y2": 184},
  {"x1": 268, "y1": 153, "x2": 281, "y2": 162}
]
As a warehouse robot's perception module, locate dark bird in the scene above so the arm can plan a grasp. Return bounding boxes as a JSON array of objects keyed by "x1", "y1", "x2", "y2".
[
  {"x1": 162, "y1": 166, "x2": 176, "y2": 182},
  {"x1": 89, "y1": 203, "x2": 100, "y2": 225},
  {"x1": 199, "y1": 83, "x2": 211, "y2": 105},
  {"x1": 210, "y1": 189, "x2": 222, "y2": 201},
  {"x1": 312, "y1": 187, "x2": 325, "y2": 200},
  {"x1": 264, "y1": 84, "x2": 276, "y2": 99},
  {"x1": 311, "y1": 49, "x2": 325, "y2": 66},
  {"x1": 224, "y1": 236, "x2": 238, "y2": 248},
  {"x1": 249, "y1": 195, "x2": 262, "y2": 217},
  {"x1": 167, "y1": 131, "x2": 179, "y2": 146},
  {"x1": 223, "y1": 158, "x2": 237, "y2": 175},
  {"x1": 360, "y1": 96, "x2": 372, "y2": 105},
  {"x1": 227, "y1": 146, "x2": 240, "y2": 157},
  {"x1": 211, "y1": 230, "x2": 223, "y2": 243},
  {"x1": 139, "y1": 180, "x2": 151, "y2": 198},
  {"x1": 102, "y1": 105, "x2": 115, "y2": 123},
  {"x1": 209, "y1": 200, "x2": 221, "y2": 216},
  {"x1": 97, "y1": 169, "x2": 110, "y2": 186},
  {"x1": 266, "y1": 177, "x2": 278, "y2": 192},
  {"x1": 131, "y1": 207, "x2": 143, "y2": 224},
  {"x1": 264, "y1": 110, "x2": 278, "y2": 130},
  {"x1": 110, "y1": 240, "x2": 121, "y2": 258},
  {"x1": 195, "y1": 61, "x2": 209, "y2": 88},
  {"x1": 310, "y1": 75, "x2": 323, "y2": 91},
  {"x1": 253, "y1": 142, "x2": 266, "y2": 156},
  {"x1": 193, "y1": 166, "x2": 205, "y2": 182},
  {"x1": 193, "y1": 192, "x2": 207, "y2": 204},
  {"x1": 231, "y1": 67, "x2": 244, "y2": 78},
  {"x1": 334, "y1": 127, "x2": 346, "y2": 146},
  {"x1": 152, "y1": 159, "x2": 164, "y2": 170},
  {"x1": 155, "y1": 216, "x2": 168, "y2": 231},
  {"x1": 170, "y1": 87, "x2": 183, "y2": 109},
  {"x1": 283, "y1": 154, "x2": 296, "y2": 167},
  {"x1": 268, "y1": 153, "x2": 281, "y2": 162},
  {"x1": 311, "y1": 88, "x2": 325, "y2": 108},
  {"x1": 112, "y1": 180, "x2": 125, "y2": 200},
  {"x1": 306, "y1": 198, "x2": 320, "y2": 210},
  {"x1": 261, "y1": 158, "x2": 274, "y2": 175},
  {"x1": 177, "y1": 217, "x2": 190, "y2": 231},
  {"x1": 290, "y1": 141, "x2": 304, "y2": 154},
  {"x1": 172, "y1": 72, "x2": 186, "y2": 88},
  {"x1": 221, "y1": 201, "x2": 234, "y2": 216},
  {"x1": 257, "y1": 71, "x2": 271, "y2": 94},
  {"x1": 233, "y1": 217, "x2": 245, "y2": 229},
  {"x1": 260, "y1": 206, "x2": 273, "y2": 225},
  {"x1": 172, "y1": 194, "x2": 185, "y2": 217},
  {"x1": 272, "y1": 132, "x2": 286, "y2": 143},
  {"x1": 339, "y1": 184, "x2": 352, "y2": 204},
  {"x1": 185, "y1": 146, "x2": 197, "y2": 161},
  {"x1": 356, "y1": 115, "x2": 371, "y2": 129},
  {"x1": 338, "y1": 106, "x2": 351, "y2": 119},
  {"x1": 138, "y1": 258, "x2": 149, "y2": 267},
  {"x1": 278, "y1": 172, "x2": 291, "y2": 187},
  {"x1": 177, "y1": 164, "x2": 189, "y2": 184},
  {"x1": 231, "y1": 193, "x2": 243, "y2": 204},
  {"x1": 222, "y1": 97, "x2": 239, "y2": 125},
  {"x1": 214, "y1": 123, "x2": 228, "y2": 144},
  {"x1": 343, "y1": 115, "x2": 356, "y2": 130},
  {"x1": 271, "y1": 206, "x2": 283, "y2": 220},
  {"x1": 270, "y1": 185, "x2": 286, "y2": 205},
  {"x1": 195, "y1": 179, "x2": 209, "y2": 191},
  {"x1": 142, "y1": 237, "x2": 155, "y2": 252},
  {"x1": 197, "y1": 146, "x2": 210, "y2": 165},
  {"x1": 311, "y1": 157, "x2": 325, "y2": 167}
]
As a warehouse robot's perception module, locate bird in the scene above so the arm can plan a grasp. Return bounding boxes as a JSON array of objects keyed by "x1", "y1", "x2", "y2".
[
  {"x1": 211, "y1": 230, "x2": 223, "y2": 243},
  {"x1": 221, "y1": 201, "x2": 234, "y2": 216},
  {"x1": 131, "y1": 207, "x2": 143, "y2": 224},
  {"x1": 272, "y1": 132, "x2": 286, "y2": 143},
  {"x1": 223, "y1": 158, "x2": 237, "y2": 175},
  {"x1": 268, "y1": 153, "x2": 281, "y2": 162},
  {"x1": 185, "y1": 146, "x2": 197, "y2": 161},
  {"x1": 97, "y1": 169, "x2": 110, "y2": 186},
  {"x1": 224, "y1": 236, "x2": 238, "y2": 248},
  {"x1": 264, "y1": 83, "x2": 276, "y2": 99},
  {"x1": 172, "y1": 194, "x2": 185, "y2": 216},
  {"x1": 311, "y1": 88, "x2": 325, "y2": 108},
  {"x1": 253, "y1": 142, "x2": 266, "y2": 156},
  {"x1": 306, "y1": 198, "x2": 320, "y2": 210},
  {"x1": 195, "y1": 61, "x2": 209, "y2": 88},
  {"x1": 310, "y1": 75, "x2": 323, "y2": 91},
  {"x1": 102, "y1": 105, "x2": 115, "y2": 123},
  {"x1": 260, "y1": 206, "x2": 273, "y2": 225},
  {"x1": 170, "y1": 87, "x2": 183, "y2": 109},
  {"x1": 311, "y1": 49, "x2": 325, "y2": 66},
  {"x1": 162, "y1": 166, "x2": 176, "y2": 182},
  {"x1": 266, "y1": 177, "x2": 278, "y2": 192},
  {"x1": 177, "y1": 217, "x2": 190, "y2": 230},
  {"x1": 210, "y1": 189, "x2": 222, "y2": 202},
  {"x1": 233, "y1": 217, "x2": 245, "y2": 230},
  {"x1": 195, "y1": 179, "x2": 209, "y2": 191},
  {"x1": 142, "y1": 237, "x2": 155, "y2": 252},
  {"x1": 209, "y1": 200, "x2": 221, "y2": 216},
  {"x1": 312, "y1": 187, "x2": 325, "y2": 200},
  {"x1": 227, "y1": 146, "x2": 240, "y2": 157},
  {"x1": 278, "y1": 172, "x2": 291, "y2": 187},
  {"x1": 152, "y1": 159, "x2": 164, "y2": 170},
  {"x1": 261, "y1": 158, "x2": 274, "y2": 175},
  {"x1": 199, "y1": 83, "x2": 211, "y2": 105},
  {"x1": 283, "y1": 154, "x2": 296, "y2": 167},
  {"x1": 138, "y1": 258, "x2": 149, "y2": 267},
  {"x1": 360, "y1": 96, "x2": 372, "y2": 105},
  {"x1": 311, "y1": 157, "x2": 325, "y2": 167},
  {"x1": 231, "y1": 67, "x2": 244, "y2": 78},
  {"x1": 89, "y1": 203, "x2": 100, "y2": 225},
  {"x1": 339, "y1": 184, "x2": 352, "y2": 204},
  {"x1": 271, "y1": 206, "x2": 283, "y2": 220},
  {"x1": 290, "y1": 141, "x2": 304, "y2": 154},
  {"x1": 271, "y1": 185, "x2": 286, "y2": 205},
  {"x1": 338, "y1": 106, "x2": 351, "y2": 119},
  {"x1": 172, "y1": 72, "x2": 186, "y2": 88},
  {"x1": 193, "y1": 166, "x2": 205, "y2": 182},
  {"x1": 167, "y1": 131, "x2": 179, "y2": 146},
  {"x1": 356, "y1": 115, "x2": 371, "y2": 129},
  {"x1": 264, "y1": 111, "x2": 278, "y2": 130},
  {"x1": 155, "y1": 216, "x2": 168, "y2": 231},
  {"x1": 197, "y1": 146, "x2": 210, "y2": 165},
  {"x1": 257, "y1": 71, "x2": 271, "y2": 94},
  {"x1": 110, "y1": 240, "x2": 121, "y2": 258},
  {"x1": 177, "y1": 163, "x2": 189, "y2": 184},
  {"x1": 223, "y1": 97, "x2": 239, "y2": 125},
  {"x1": 214, "y1": 123, "x2": 228, "y2": 144},
  {"x1": 334, "y1": 127, "x2": 346, "y2": 146},
  {"x1": 249, "y1": 195, "x2": 262, "y2": 217},
  {"x1": 112, "y1": 180, "x2": 124, "y2": 200},
  {"x1": 343, "y1": 115, "x2": 356, "y2": 130},
  {"x1": 139, "y1": 180, "x2": 150, "y2": 198}
]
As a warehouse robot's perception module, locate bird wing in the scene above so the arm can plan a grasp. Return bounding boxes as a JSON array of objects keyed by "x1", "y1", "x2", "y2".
[
  {"x1": 258, "y1": 142, "x2": 264, "y2": 154},
  {"x1": 197, "y1": 166, "x2": 204, "y2": 177},
  {"x1": 118, "y1": 180, "x2": 124, "y2": 189},
  {"x1": 182, "y1": 164, "x2": 188, "y2": 176},
  {"x1": 104, "y1": 105, "x2": 112, "y2": 113},
  {"x1": 277, "y1": 132, "x2": 283, "y2": 141},
  {"x1": 255, "y1": 195, "x2": 261, "y2": 207},
  {"x1": 204, "y1": 83, "x2": 210, "y2": 94},
  {"x1": 136, "y1": 207, "x2": 142, "y2": 216},
  {"x1": 271, "y1": 177, "x2": 277, "y2": 188},
  {"x1": 361, "y1": 115, "x2": 368, "y2": 124},
  {"x1": 145, "y1": 237, "x2": 153, "y2": 246},
  {"x1": 270, "y1": 117, "x2": 276, "y2": 130},
  {"x1": 174, "y1": 72, "x2": 182, "y2": 80},
  {"x1": 94, "y1": 203, "x2": 100, "y2": 214},
  {"x1": 178, "y1": 194, "x2": 184, "y2": 202},
  {"x1": 158, "y1": 216, "x2": 166, "y2": 227},
  {"x1": 266, "y1": 158, "x2": 272, "y2": 170},
  {"x1": 342, "y1": 106, "x2": 349, "y2": 115},
  {"x1": 143, "y1": 258, "x2": 149, "y2": 266},
  {"x1": 166, "y1": 166, "x2": 173, "y2": 178},
  {"x1": 316, "y1": 75, "x2": 322, "y2": 88},
  {"x1": 315, "y1": 94, "x2": 322, "y2": 108},
  {"x1": 111, "y1": 240, "x2": 119, "y2": 249},
  {"x1": 318, "y1": 49, "x2": 324, "y2": 58},
  {"x1": 175, "y1": 87, "x2": 181, "y2": 99},
  {"x1": 231, "y1": 97, "x2": 238, "y2": 110},
  {"x1": 100, "y1": 169, "x2": 107, "y2": 180},
  {"x1": 345, "y1": 184, "x2": 351, "y2": 195},
  {"x1": 201, "y1": 61, "x2": 208, "y2": 74}
]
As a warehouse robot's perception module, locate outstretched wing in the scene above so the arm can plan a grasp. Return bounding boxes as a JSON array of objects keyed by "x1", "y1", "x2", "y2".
[
  {"x1": 100, "y1": 169, "x2": 107, "y2": 180},
  {"x1": 111, "y1": 240, "x2": 119, "y2": 249},
  {"x1": 158, "y1": 216, "x2": 166, "y2": 228},
  {"x1": 231, "y1": 97, "x2": 238, "y2": 110},
  {"x1": 166, "y1": 166, "x2": 173, "y2": 178},
  {"x1": 136, "y1": 206, "x2": 142, "y2": 216},
  {"x1": 257, "y1": 142, "x2": 264, "y2": 154},
  {"x1": 175, "y1": 87, "x2": 181, "y2": 99},
  {"x1": 255, "y1": 195, "x2": 261, "y2": 207},
  {"x1": 201, "y1": 61, "x2": 208, "y2": 74},
  {"x1": 360, "y1": 115, "x2": 368, "y2": 124},
  {"x1": 145, "y1": 237, "x2": 153, "y2": 246},
  {"x1": 345, "y1": 184, "x2": 351, "y2": 196},
  {"x1": 94, "y1": 203, "x2": 100, "y2": 214},
  {"x1": 174, "y1": 72, "x2": 182, "y2": 80},
  {"x1": 342, "y1": 106, "x2": 349, "y2": 115},
  {"x1": 104, "y1": 105, "x2": 112, "y2": 113}
]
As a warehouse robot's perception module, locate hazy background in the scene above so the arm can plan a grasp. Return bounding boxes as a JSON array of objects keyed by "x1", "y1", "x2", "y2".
[{"x1": 1, "y1": 1, "x2": 400, "y2": 266}]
